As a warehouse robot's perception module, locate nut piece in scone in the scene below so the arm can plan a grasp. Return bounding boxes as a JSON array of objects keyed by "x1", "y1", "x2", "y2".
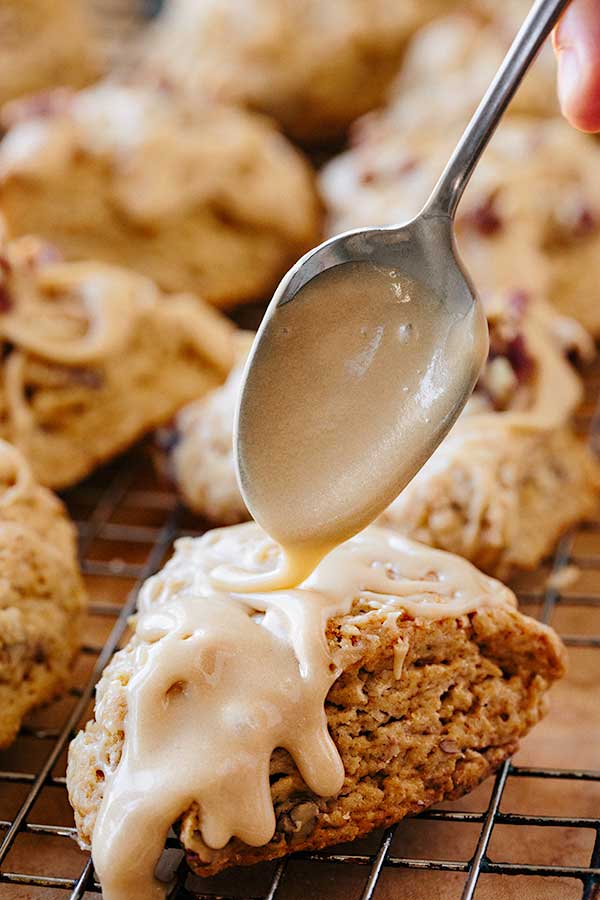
[
  {"x1": 0, "y1": 82, "x2": 321, "y2": 308},
  {"x1": 67, "y1": 523, "x2": 565, "y2": 877},
  {"x1": 0, "y1": 231, "x2": 238, "y2": 489},
  {"x1": 0, "y1": 438, "x2": 86, "y2": 748},
  {"x1": 134, "y1": 0, "x2": 460, "y2": 144},
  {"x1": 0, "y1": 0, "x2": 99, "y2": 107},
  {"x1": 321, "y1": 116, "x2": 600, "y2": 336}
]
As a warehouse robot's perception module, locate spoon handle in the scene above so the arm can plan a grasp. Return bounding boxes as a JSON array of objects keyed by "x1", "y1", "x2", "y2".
[{"x1": 422, "y1": 0, "x2": 571, "y2": 220}]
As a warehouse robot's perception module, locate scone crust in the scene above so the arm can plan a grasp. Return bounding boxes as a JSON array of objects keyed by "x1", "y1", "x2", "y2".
[
  {"x1": 171, "y1": 338, "x2": 253, "y2": 524},
  {"x1": 373, "y1": 8, "x2": 558, "y2": 141}
]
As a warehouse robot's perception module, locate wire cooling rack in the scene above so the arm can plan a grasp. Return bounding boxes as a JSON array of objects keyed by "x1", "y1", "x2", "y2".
[
  {"x1": 1, "y1": 0, "x2": 599, "y2": 889},
  {"x1": 0, "y1": 358, "x2": 598, "y2": 900}
]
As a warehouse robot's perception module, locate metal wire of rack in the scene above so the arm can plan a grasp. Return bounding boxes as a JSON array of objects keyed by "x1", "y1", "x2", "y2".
[{"x1": 0, "y1": 362, "x2": 598, "y2": 900}]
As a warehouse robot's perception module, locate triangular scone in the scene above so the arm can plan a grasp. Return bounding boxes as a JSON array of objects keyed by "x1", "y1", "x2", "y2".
[
  {"x1": 0, "y1": 232, "x2": 237, "y2": 489},
  {"x1": 0, "y1": 439, "x2": 86, "y2": 748},
  {"x1": 67, "y1": 524, "x2": 565, "y2": 880},
  {"x1": 0, "y1": 0, "x2": 99, "y2": 107},
  {"x1": 0, "y1": 81, "x2": 321, "y2": 307},
  {"x1": 183, "y1": 604, "x2": 564, "y2": 875}
]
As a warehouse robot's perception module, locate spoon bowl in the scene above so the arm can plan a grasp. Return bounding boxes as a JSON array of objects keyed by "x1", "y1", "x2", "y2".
[{"x1": 235, "y1": 216, "x2": 488, "y2": 557}]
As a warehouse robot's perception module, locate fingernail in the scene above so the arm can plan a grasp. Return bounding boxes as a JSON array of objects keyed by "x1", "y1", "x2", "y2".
[{"x1": 556, "y1": 46, "x2": 581, "y2": 115}]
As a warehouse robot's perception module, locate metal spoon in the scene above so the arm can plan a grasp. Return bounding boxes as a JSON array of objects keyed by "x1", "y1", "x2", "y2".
[{"x1": 234, "y1": 0, "x2": 571, "y2": 576}]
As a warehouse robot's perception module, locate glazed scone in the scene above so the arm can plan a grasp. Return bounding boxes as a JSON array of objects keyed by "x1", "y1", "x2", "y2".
[
  {"x1": 67, "y1": 523, "x2": 565, "y2": 882},
  {"x1": 0, "y1": 231, "x2": 237, "y2": 489},
  {"x1": 321, "y1": 117, "x2": 600, "y2": 334},
  {"x1": 0, "y1": 0, "x2": 99, "y2": 107},
  {"x1": 379, "y1": 294, "x2": 600, "y2": 578},
  {"x1": 0, "y1": 439, "x2": 86, "y2": 747},
  {"x1": 0, "y1": 82, "x2": 321, "y2": 308},
  {"x1": 382, "y1": 424, "x2": 598, "y2": 579},
  {"x1": 135, "y1": 0, "x2": 459, "y2": 143},
  {"x1": 167, "y1": 294, "x2": 598, "y2": 579}
]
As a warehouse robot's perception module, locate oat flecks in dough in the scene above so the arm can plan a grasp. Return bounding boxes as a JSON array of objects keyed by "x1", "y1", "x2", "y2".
[
  {"x1": 0, "y1": 232, "x2": 237, "y2": 489},
  {"x1": 66, "y1": 523, "x2": 565, "y2": 876},
  {"x1": 0, "y1": 0, "x2": 99, "y2": 107},
  {"x1": 135, "y1": 0, "x2": 459, "y2": 143},
  {"x1": 0, "y1": 439, "x2": 86, "y2": 748},
  {"x1": 0, "y1": 81, "x2": 321, "y2": 308}
]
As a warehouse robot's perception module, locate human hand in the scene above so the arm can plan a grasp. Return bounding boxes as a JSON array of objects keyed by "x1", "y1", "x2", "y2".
[{"x1": 554, "y1": 0, "x2": 600, "y2": 132}]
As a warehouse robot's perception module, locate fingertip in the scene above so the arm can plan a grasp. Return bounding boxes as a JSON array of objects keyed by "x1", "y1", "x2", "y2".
[
  {"x1": 554, "y1": 0, "x2": 600, "y2": 133},
  {"x1": 561, "y1": 93, "x2": 600, "y2": 133},
  {"x1": 559, "y1": 69, "x2": 600, "y2": 133},
  {"x1": 557, "y1": 50, "x2": 600, "y2": 133}
]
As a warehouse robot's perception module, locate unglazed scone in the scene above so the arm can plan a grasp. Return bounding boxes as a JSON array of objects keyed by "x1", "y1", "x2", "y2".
[
  {"x1": 321, "y1": 117, "x2": 600, "y2": 335},
  {"x1": 167, "y1": 294, "x2": 598, "y2": 578},
  {"x1": 0, "y1": 82, "x2": 321, "y2": 308},
  {"x1": 0, "y1": 231, "x2": 237, "y2": 489},
  {"x1": 0, "y1": 439, "x2": 85, "y2": 747},
  {"x1": 379, "y1": 294, "x2": 600, "y2": 578},
  {"x1": 67, "y1": 523, "x2": 565, "y2": 882},
  {"x1": 134, "y1": 0, "x2": 459, "y2": 143},
  {"x1": 0, "y1": 0, "x2": 99, "y2": 107}
]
